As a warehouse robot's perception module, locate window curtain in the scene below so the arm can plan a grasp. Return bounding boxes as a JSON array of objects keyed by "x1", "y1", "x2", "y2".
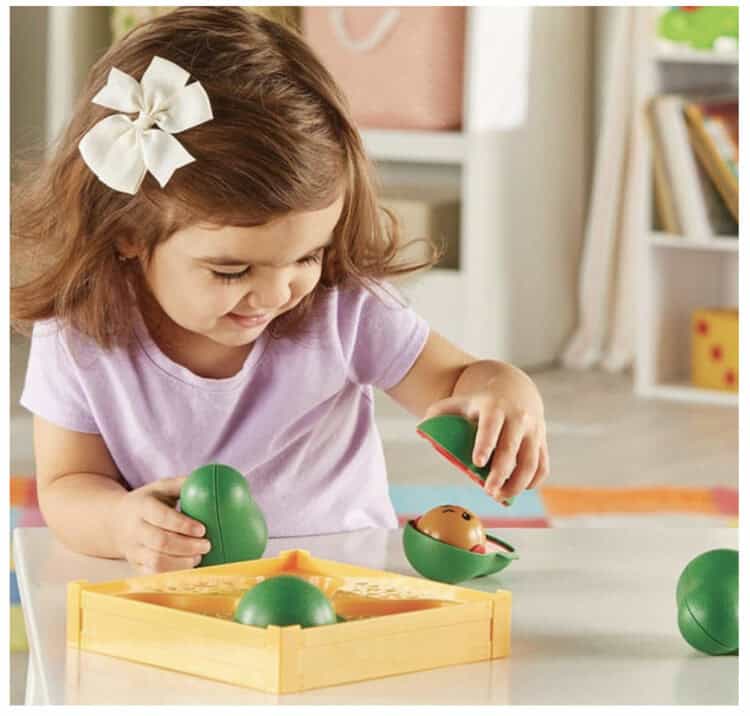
[{"x1": 562, "y1": 7, "x2": 652, "y2": 372}]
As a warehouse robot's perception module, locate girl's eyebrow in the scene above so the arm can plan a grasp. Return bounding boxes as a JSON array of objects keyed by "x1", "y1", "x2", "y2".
[{"x1": 195, "y1": 238, "x2": 333, "y2": 267}]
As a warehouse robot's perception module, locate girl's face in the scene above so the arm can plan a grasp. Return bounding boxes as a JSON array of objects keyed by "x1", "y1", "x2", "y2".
[{"x1": 140, "y1": 194, "x2": 344, "y2": 348}]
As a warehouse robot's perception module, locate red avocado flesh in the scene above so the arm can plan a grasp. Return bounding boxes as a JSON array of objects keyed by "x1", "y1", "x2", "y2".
[{"x1": 416, "y1": 430, "x2": 487, "y2": 486}]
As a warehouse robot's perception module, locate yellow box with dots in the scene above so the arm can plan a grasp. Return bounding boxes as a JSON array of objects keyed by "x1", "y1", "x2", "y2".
[
  {"x1": 691, "y1": 308, "x2": 739, "y2": 392},
  {"x1": 66, "y1": 549, "x2": 512, "y2": 694}
]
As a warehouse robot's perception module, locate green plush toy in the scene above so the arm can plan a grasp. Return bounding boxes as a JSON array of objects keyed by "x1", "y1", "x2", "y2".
[{"x1": 658, "y1": 7, "x2": 739, "y2": 51}]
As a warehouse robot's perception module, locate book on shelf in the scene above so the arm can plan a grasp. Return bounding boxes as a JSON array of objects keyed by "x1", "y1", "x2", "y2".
[
  {"x1": 648, "y1": 93, "x2": 738, "y2": 240},
  {"x1": 693, "y1": 147, "x2": 738, "y2": 237},
  {"x1": 683, "y1": 97, "x2": 739, "y2": 222},
  {"x1": 647, "y1": 100, "x2": 681, "y2": 234}
]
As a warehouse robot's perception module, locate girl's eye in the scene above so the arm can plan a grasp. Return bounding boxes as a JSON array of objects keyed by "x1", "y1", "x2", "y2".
[
  {"x1": 211, "y1": 251, "x2": 322, "y2": 282},
  {"x1": 298, "y1": 252, "x2": 323, "y2": 266},
  {"x1": 211, "y1": 267, "x2": 250, "y2": 282}
]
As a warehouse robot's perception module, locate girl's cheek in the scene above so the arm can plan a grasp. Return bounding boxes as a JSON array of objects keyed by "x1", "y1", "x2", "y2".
[
  {"x1": 219, "y1": 289, "x2": 247, "y2": 315},
  {"x1": 302, "y1": 268, "x2": 323, "y2": 294}
]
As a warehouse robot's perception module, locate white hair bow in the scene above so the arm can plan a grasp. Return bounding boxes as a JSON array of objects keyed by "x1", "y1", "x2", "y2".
[{"x1": 78, "y1": 56, "x2": 214, "y2": 195}]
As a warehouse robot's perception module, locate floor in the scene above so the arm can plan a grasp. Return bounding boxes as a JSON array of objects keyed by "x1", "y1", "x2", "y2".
[
  {"x1": 8, "y1": 334, "x2": 739, "y2": 703},
  {"x1": 10, "y1": 652, "x2": 27, "y2": 705}
]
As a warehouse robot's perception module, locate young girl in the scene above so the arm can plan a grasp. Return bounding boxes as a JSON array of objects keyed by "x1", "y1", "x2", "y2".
[{"x1": 11, "y1": 7, "x2": 549, "y2": 574}]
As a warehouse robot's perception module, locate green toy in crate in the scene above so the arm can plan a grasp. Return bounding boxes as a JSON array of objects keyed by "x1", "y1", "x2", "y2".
[
  {"x1": 676, "y1": 548, "x2": 738, "y2": 655},
  {"x1": 234, "y1": 575, "x2": 339, "y2": 628},
  {"x1": 417, "y1": 414, "x2": 515, "y2": 506}
]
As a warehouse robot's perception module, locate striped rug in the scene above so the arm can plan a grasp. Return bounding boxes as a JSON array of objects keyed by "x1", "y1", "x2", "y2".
[{"x1": 390, "y1": 483, "x2": 738, "y2": 528}]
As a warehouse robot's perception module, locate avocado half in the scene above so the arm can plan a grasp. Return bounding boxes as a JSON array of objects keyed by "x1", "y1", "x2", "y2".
[
  {"x1": 233, "y1": 575, "x2": 338, "y2": 628},
  {"x1": 403, "y1": 519, "x2": 518, "y2": 584},
  {"x1": 417, "y1": 415, "x2": 515, "y2": 506}
]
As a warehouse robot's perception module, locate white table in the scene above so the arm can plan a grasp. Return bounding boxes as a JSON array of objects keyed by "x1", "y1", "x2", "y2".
[{"x1": 13, "y1": 526, "x2": 738, "y2": 705}]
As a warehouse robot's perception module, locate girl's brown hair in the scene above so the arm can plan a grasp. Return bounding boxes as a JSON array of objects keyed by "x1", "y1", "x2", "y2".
[{"x1": 11, "y1": 7, "x2": 438, "y2": 349}]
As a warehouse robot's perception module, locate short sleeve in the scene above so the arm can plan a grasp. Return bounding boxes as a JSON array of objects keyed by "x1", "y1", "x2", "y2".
[
  {"x1": 337, "y1": 282, "x2": 430, "y2": 390},
  {"x1": 19, "y1": 320, "x2": 100, "y2": 433}
]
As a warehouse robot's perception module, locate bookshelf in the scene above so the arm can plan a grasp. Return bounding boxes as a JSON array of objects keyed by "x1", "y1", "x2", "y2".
[
  {"x1": 653, "y1": 45, "x2": 739, "y2": 65},
  {"x1": 362, "y1": 130, "x2": 466, "y2": 165},
  {"x1": 634, "y1": 8, "x2": 739, "y2": 406},
  {"x1": 649, "y1": 232, "x2": 739, "y2": 253}
]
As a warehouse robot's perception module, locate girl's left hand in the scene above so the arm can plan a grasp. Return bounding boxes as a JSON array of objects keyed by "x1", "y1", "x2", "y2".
[{"x1": 423, "y1": 366, "x2": 550, "y2": 504}]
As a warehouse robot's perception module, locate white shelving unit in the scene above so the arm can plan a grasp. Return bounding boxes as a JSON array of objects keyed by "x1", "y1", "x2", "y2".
[
  {"x1": 653, "y1": 44, "x2": 739, "y2": 65},
  {"x1": 362, "y1": 7, "x2": 591, "y2": 368},
  {"x1": 362, "y1": 130, "x2": 466, "y2": 165},
  {"x1": 649, "y1": 232, "x2": 739, "y2": 253},
  {"x1": 633, "y1": 8, "x2": 739, "y2": 406}
]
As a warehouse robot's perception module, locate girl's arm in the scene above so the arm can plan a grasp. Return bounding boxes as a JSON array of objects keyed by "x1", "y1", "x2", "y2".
[
  {"x1": 385, "y1": 330, "x2": 549, "y2": 503},
  {"x1": 33, "y1": 415, "x2": 130, "y2": 558},
  {"x1": 384, "y1": 330, "x2": 473, "y2": 416},
  {"x1": 32, "y1": 416, "x2": 210, "y2": 571}
]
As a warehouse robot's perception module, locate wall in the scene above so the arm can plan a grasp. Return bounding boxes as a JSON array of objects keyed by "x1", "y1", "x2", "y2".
[
  {"x1": 10, "y1": 7, "x2": 48, "y2": 181},
  {"x1": 592, "y1": 7, "x2": 617, "y2": 149},
  {"x1": 46, "y1": 7, "x2": 112, "y2": 145}
]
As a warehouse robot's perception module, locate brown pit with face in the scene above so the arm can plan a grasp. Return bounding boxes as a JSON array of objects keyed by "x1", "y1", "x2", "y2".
[{"x1": 415, "y1": 505, "x2": 487, "y2": 553}]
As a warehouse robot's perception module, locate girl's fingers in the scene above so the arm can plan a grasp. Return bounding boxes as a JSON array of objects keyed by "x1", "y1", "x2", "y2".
[
  {"x1": 130, "y1": 543, "x2": 204, "y2": 575},
  {"x1": 142, "y1": 495, "x2": 206, "y2": 537},
  {"x1": 138, "y1": 519, "x2": 211, "y2": 558},
  {"x1": 150, "y1": 475, "x2": 189, "y2": 498},
  {"x1": 500, "y1": 435, "x2": 540, "y2": 499},
  {"x1": 484, "y1": 417, "x2": 527, "y2": 495},
  {"x1": 527, "y1": 440, "x2": 550, "y2": 490},
  {"x1": 423, "y1": 395, "x2": 474, "y2": 421},
  {"x1": 473, "y1": 408, "x2": 505, "y2": 467}
]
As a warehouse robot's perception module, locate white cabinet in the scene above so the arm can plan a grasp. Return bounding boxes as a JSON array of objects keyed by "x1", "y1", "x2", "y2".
[
  {"x1": 632, "y1": 8, "x2": 739, "y2": 405},
  {"x1": 363, "y1": 7, "x2": 591, "y2": 368}
]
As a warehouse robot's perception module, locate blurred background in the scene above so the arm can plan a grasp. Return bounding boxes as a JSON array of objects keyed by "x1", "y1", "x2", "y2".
[{"x1": 9, "y1": 5, "x2": 739, "y2": 703}]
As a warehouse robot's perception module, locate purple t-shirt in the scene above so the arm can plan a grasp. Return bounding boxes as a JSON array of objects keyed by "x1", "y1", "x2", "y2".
[{"x1": 20, "y1": 282, "x2": 429, "y2": 537}]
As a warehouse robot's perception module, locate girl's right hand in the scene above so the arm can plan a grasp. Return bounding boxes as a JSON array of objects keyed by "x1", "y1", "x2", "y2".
[{"x1": 112, "y1": 476, "x2": 212, "y2": 574}]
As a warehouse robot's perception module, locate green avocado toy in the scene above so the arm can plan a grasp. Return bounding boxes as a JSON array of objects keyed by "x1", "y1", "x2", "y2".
[
  {"x1": 417, "y1": 415, "x2": 515, "y2": 506},
  {"x1": 676, "y1": 548, "x2": 738, "y2": 655},
  {"x1": 403, "y1": 505, "x2": 518, "y2": 584},
  {"x1": 233, "y1": 575, "x2": 338, "y2": 628},
  {"x1": 180, "y1": 463, "x2": 268, "y2": 566}
]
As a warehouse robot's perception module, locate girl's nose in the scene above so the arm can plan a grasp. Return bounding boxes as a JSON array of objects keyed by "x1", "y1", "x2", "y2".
[{"x1": 246, "y1": 271, "x2": 291, "y2": 310}]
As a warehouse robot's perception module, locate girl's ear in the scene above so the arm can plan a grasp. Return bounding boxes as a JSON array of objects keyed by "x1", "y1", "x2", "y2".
[{"x1": 115, "y1": 236, "x2": 141, "y2": 261}]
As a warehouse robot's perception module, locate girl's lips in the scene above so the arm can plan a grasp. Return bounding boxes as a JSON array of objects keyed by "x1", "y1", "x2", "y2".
[{"x1": 226, "y1": 312, "x2": 271, "y2": 328}]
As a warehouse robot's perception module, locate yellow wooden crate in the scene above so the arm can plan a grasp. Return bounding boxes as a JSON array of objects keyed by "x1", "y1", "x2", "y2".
[{"x1": 67, "y1": 549, "x2": 512, "y2": 694}]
